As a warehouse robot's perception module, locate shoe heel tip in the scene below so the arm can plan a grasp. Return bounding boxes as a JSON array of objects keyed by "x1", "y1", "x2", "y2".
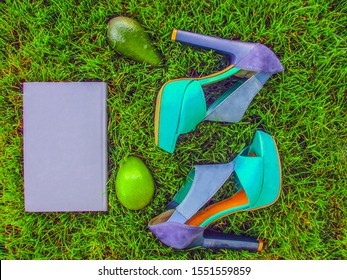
[
  {"x1": 257, "y1": 238, "x2": 264, "y2": 252},
  {"x1": 171, "y1": 29, "x2": 177, "y2": 41}
]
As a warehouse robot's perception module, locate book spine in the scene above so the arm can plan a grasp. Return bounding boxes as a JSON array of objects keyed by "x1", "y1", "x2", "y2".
[{"x1": 101, "y1": 83, "x2": 108, "y2": 211}]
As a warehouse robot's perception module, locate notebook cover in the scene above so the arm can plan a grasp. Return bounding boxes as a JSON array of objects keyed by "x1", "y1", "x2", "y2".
[{"x1": 23, "y1": 82, "x2": 108, "y2": 212}]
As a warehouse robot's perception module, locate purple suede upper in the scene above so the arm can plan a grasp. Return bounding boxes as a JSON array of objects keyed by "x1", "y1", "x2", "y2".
[
  {"x1": 148, "y1": 222, "x2": 205, "y2": 249},
  {"x1": 235, "y1": 44, "x2": 284, "y2": 73}
]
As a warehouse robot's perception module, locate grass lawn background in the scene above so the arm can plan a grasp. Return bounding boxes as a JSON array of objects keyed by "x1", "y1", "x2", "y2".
[{"x1": 1, "y1": 0, "x2": 346, "y2": 260}]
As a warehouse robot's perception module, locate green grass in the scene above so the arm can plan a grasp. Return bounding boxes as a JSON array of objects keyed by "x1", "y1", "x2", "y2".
[{"x1": 1, "y1": 0, "x2": 346, "y2": 260}]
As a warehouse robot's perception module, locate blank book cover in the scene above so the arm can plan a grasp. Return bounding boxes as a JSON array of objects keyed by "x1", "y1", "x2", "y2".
[{"x1": 23, "y1": 82, "x2": 108, "y2": 212}]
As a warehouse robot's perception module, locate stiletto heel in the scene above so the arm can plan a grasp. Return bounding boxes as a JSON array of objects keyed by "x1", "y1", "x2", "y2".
[
  {"x1": 149, "y1": 131, "x2": 281, "y2": 251},
  {"x1": 172, "y1": 29, "x2": 284, "y2": 73},
  {"x1": 155, "y1": 30, "x2": 284, "y2": 153},
  {"x1": 198, "y1": 229, "x2": 262, "y2": 251}
]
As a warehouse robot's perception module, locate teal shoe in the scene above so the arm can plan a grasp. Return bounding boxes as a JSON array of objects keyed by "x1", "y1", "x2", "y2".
[
  {"x1": 154, "y1": 29, "x2": 283, "y2": 154},
  {"x1": 148, "y1": 130, "x2": 282, "y2": 250}
]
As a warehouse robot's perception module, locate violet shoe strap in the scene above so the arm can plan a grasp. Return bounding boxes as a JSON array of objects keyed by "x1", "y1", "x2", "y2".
[
  {"x1": 168, "y1": 161, "x2": 235, "y2": 223},
  {"x1": 205, "y1": 72, "x2": 271, "y2": 122}
]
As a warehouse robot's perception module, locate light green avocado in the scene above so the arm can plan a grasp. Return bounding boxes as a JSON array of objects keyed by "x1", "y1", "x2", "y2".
[
  {"x1": 116, "y1": 156, "x2": 155, "y2": 210},
  {"x1": 107, "y1": 16, "x2": 162, "y2": 66}
]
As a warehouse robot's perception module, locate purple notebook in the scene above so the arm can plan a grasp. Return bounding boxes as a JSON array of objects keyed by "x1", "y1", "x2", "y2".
[{"x1": 23, "y1": 82, "x2": 108, "y2": 212}]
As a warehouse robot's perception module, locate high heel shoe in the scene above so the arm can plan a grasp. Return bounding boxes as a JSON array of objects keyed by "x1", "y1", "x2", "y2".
[
  {"x1": 155, "y1": 29, "x2": 284, "y2": 153},
  {"x1": 148, "y1": 130, "x2": 282, "y2": 251}
]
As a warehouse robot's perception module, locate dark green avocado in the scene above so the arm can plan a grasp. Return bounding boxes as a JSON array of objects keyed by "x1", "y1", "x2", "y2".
[{"x1": 107, "y1": 16, "x2": 162, "y2": 66}]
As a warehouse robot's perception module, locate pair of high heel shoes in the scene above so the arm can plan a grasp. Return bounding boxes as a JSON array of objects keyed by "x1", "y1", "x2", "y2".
[{"x1": 149, "y1": 30, "x2": 284, "y2": 251}]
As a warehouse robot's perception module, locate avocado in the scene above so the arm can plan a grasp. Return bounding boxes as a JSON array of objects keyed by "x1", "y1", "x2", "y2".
[
  {"x1": 107, "y1": 16, "x2": 162, "y2": 66},
  {"x1": 116, "y1": 156, "x2": 155, "y2": 210}
]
